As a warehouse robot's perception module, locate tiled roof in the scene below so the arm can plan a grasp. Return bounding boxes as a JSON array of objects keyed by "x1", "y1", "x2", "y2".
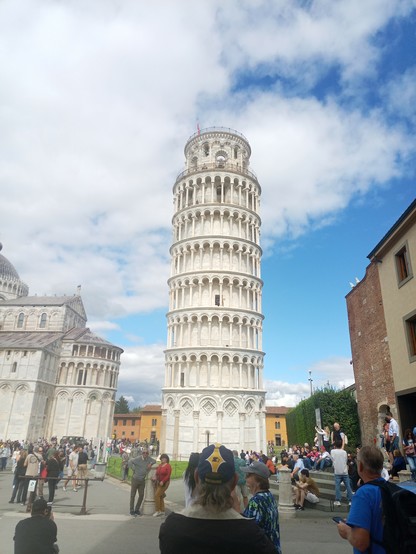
[
  {"x1": 265, "y1": 406, "x2": 290, "y2": 415},
  {"x1": 140, "y1": 404, "x2": 162, "y2": 412},
  {"x1": 0, "y1": 331, "x2": 65, "y2": 348},
  {"x1": 63, "y1": 328, "x2": 121, "y2": 349},
  {"x1": 1, "y1": 295, "x2": 80, "y2": 306}
]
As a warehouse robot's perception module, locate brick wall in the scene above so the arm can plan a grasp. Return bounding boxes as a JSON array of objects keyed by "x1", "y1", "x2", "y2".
[{"x1": 346, "y1": 262, "x2": 396, "y2": 445}]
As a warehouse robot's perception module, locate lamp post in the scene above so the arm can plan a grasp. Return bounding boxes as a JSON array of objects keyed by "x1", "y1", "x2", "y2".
[{"x1": 308, "y1": 370, "x2": 313, "y2": 397}]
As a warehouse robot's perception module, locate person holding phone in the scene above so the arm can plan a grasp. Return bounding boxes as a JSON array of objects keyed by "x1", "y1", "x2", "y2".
[
  {"x1": 336, "y1": 446, "x2": 385, "y2": 554},
  {"x1": 14, "y1": 497, "x2": 58, "y2": 554}
]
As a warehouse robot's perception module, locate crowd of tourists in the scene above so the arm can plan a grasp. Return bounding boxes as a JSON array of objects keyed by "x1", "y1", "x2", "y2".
[{"x1": 4, "y1": 410, "x2": 416, "y2": 553}]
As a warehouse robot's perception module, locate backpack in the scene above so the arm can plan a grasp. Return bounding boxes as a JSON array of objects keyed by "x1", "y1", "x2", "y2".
[{"x1": 366, "y1": 479, "x2": 416, "y2": 554}]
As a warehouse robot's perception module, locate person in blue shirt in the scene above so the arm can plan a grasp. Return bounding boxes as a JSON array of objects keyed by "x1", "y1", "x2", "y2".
[{"x1": 336, "y1": 445, "x2": 385, "y2": 554}]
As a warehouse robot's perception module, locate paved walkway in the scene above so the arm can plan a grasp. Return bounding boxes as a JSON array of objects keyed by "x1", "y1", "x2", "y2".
[{"x1": 0, "y1": 469, "x2": 351, "y2": 554}]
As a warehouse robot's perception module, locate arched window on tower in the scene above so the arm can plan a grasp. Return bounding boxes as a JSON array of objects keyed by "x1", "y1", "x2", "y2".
[
  {"x1": 17, "y1": 313, "x2": 24, "y2": 329},
  {"x1": 39, "y1": 313, "x2": 47, "y2": 328},
  {"x1": 203, "y1": 143, "x2": 210, "y2": 156}
]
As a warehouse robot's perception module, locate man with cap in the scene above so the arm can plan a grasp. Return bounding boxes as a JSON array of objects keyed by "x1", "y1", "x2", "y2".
[
  {"x1": 128, "y1": 447, "x2": 155, "y2": 516},
  {"x1": 159, "y1": 443, "x2": 277, "y2": 553},
  {"x1": 242, "y1": 460, "x2": 282, "y2": 553},
  {"x1": 14, "y1": 498, "x2": 58, "y2": 554}
]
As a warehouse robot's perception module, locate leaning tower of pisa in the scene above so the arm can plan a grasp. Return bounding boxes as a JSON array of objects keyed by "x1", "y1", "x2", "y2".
[{"x1": 161, "y1": 127, "x2": 266, "y2": 458}]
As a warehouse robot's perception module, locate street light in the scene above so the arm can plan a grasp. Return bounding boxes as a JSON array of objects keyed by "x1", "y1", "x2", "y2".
[{"x1": 308, "y1": 370, "x2": 313, "y2": 397}]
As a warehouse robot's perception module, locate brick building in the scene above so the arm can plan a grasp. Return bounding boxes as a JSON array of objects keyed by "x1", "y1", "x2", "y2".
[{"x1": 346, "y1": 199, "x2": 416, "y2": 445}]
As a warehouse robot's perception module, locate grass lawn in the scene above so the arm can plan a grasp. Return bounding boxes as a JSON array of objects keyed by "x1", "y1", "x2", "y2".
[{"x1": 105, "y1": 456, "x2": 188, "y2": 482}]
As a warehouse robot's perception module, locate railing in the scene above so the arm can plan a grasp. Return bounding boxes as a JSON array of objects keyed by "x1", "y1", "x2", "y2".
[
  {"x1": 175, "y1": 160, "x2": 258, "y2": 184},
  {"x1": 186, "y1": 126, "x2": 249, "y2": 144}
]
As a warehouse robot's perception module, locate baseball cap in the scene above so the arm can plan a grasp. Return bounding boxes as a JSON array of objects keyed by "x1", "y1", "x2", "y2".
[
  {"x1": 197, "y1": 443, "x2": 235, "y2": 485},
  {"x1": 241, "y1": 460, "x2": 270, "y2": 479}
]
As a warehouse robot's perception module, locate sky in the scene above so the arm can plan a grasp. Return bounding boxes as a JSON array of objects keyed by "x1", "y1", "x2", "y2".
[{"x1": 1, "y1": 0, "x2": 415, "y2": 408}]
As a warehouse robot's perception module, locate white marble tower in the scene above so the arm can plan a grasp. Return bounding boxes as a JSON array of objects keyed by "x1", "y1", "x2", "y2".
[{"x1": 161, "y1": 127, "x2": 266, "y2": 458}]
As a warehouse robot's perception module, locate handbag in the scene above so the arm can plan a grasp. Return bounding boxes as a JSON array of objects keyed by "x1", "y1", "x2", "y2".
[{"x1": 40, "y1": 466, "x2": 48, "y2": 479}]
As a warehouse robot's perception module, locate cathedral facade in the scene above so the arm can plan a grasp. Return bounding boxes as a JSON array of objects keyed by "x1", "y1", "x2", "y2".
[
  {"x1": 161, "y1": 127, "x2": 266, "y2": 458},
  {"x1": 0, "y1": 244, "x2": 123, "y2": 441}
]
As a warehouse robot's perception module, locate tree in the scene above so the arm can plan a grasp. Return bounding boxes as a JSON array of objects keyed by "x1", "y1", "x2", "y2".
[
  {"x1": 115, "y1": 395, "x2": 130, "y2": 414},
  {"x1": 286, "y1": 386, "x2": 361, "y2": 449}
]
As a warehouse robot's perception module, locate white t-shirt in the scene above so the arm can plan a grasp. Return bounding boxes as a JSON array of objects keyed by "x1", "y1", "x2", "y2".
[{"x1": 331, "y1": 448, "x2": 348, "y2": 475}]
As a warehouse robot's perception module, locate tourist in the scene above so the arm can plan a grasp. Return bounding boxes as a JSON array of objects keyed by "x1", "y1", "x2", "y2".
[
  {"x1": 294, "y1": 468, "x2": 320, "y2": 510},
  {"x1": 153, "y1": 453, "x2": 172, "y2": 517},
  {"x1": 128, "y1": 447, "x2": 155, "y2": 516},
  {"x1": 241, "y1": 460, "x2": 282, "y2": 553},
  {"x1": 14, "y1": 497, "x2": 58, "y2": 554},
  {"x1": 159, "y1": 443, "x2": 276, "y2": 553},
  {"x1": 233, "y1": 449, "x2": 249, "y2": 509},
  {"x1": 402, "y1": 428, "x2": 416, "y2": 481},
  {"x1": 183, "y1": 452, "x2": 200, "y2": 508},
  {"x1": 331, "y1": 439, "x2": 353, "y2": 506},
  {"x1": 336, "y1": 446, "x2": 385, "y2": 552}
]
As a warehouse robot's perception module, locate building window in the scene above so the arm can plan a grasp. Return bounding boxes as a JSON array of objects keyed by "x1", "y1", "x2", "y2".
[
  {"x1": 131, "y1": 432, "x2": 134, "y2": 436},
  {"x1": 152, "y1": 418, "x2": 157, "y2": 426},
  {"x1": 180, "y1": 372, "x2": 185, "y2": 387},
  {"x1": 395, "y1": 244, "x2": 413, "y2": 286},
  {"x1": 11, "y1": 362, "x2": 17, "y2": 373},
  {"x1": 22, "y1": 351, "x2": 28, "y2": 357},
  {"x1": 122, "y1": 431, "x2": 125, "y2": 436},
  {"x1": 39, "y1": 313, "x2": 47, "y2": 328},
  {"x1": 214, "y1": 294, "x2": 220, "y2": 306},
  {"x1": 122, "y1": 419, "x2": 127, "y2": 426},
  {"x1": 17, "y1": 313, "x2": 24, "y2": 328},
  {"x1": 131, "y1": 419, "x2": 135, "y2": 426},
  {"x1": 274, "y1": 421, "x2": 281, "y2": 430},
  {"x1": 404, "y1": 312, "x2": 416, "y2": 361},
  {"x1": 275, "y1": 434, "x2": 282, "y2": 446},
  {"x1": 77, "y1": 370, "x2": 84, "y2": 385}
]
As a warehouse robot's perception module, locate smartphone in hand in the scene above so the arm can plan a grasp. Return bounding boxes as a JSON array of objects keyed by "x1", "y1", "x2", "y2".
[{"x1": 332, "y1": 516, "x2": 345, "y2": 524}]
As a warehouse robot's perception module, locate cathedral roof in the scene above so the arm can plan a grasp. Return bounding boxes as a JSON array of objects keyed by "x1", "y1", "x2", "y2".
[
  {"x1": 0, "y1": 331, "x2": 65, "y2": 348},
  {"x1": 1, "y1": 295, "x2": 82, "y2": 307},
  {"x1": 63, "y1": 327, "x2": 123, "y2": 350},
  {"x1": 0, "y1": 243, "x2": 21, "y2": 280}
]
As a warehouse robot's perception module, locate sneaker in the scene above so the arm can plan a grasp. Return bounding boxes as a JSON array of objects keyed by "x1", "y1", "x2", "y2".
[
  {"x1": 334, "y1": 501, "x2": 341, "y2": 506},
  {"x1": 72, "y1": 488, "x2": 78, "y2": 492},
  {"x1": 153, "y1": 511, "x2": 161, "y2": 517},
  {"x1": 296, "y1": 506, "x2": 304, "y2": 511},
  {"x1": 293, "y1": 503, "x2": 300, "y2": 508},
  {"x1": 130, "y1": 511, "x2": 136, "y2": 517},
  {"x1": 63, "y1": 487, "x2": 67, "y2": 492},
  {"x1": 134, "y1": 510, "x2": 141, "y2": 516},
  {"x1": 8, "y1": 500, "x2": 14, "y2": 503}
]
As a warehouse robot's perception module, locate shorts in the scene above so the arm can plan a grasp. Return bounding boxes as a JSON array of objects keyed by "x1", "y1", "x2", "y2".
[{"x1": 306, "y1": 492, "x2": 319, "y2": 504}]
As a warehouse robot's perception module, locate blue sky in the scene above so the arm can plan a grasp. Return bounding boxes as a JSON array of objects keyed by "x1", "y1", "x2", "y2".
[{"x1": 0, "y1": 1, "x2": 415, "y2": 407}]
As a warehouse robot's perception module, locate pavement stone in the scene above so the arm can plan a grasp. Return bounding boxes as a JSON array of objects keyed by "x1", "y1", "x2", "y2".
[{"x1": 0, "y1": 469, "x2": 351, "y2": 554}]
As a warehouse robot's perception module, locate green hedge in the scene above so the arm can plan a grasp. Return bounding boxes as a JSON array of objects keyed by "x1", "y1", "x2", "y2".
[{"x1": 286, "y1": 386, "x2": 361, "y2": 450}]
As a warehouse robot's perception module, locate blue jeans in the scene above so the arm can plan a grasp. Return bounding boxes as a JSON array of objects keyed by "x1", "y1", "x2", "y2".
[
  {"x1": 407, "y1": 456, "x2": 416, "y2": 480},
  {"x1": 318, "y1": 458, "x2": 332, "y2": 471},
  {"x1": 335, "y1": 474, "x2": 353, "y2": 502}
]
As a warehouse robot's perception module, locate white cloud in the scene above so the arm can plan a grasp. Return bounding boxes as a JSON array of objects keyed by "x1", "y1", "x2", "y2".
[
  {"x1": 265, "y1": 356, "x2": 354, "y2": 407},
  {"x1": 116, "y1": 343, "x2": 165, "y2": 407},
  {"x1": 0, "y1": 1, "x2": 414, "y2": 328}
]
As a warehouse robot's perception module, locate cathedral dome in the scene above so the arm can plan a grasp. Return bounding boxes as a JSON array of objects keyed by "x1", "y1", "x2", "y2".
[
  {"x1": 0, "y1": 243, "x2": 29, "y2": 300},
  {"x1": 0, "y1": 243, "x2": 20, "y2": 280}
]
